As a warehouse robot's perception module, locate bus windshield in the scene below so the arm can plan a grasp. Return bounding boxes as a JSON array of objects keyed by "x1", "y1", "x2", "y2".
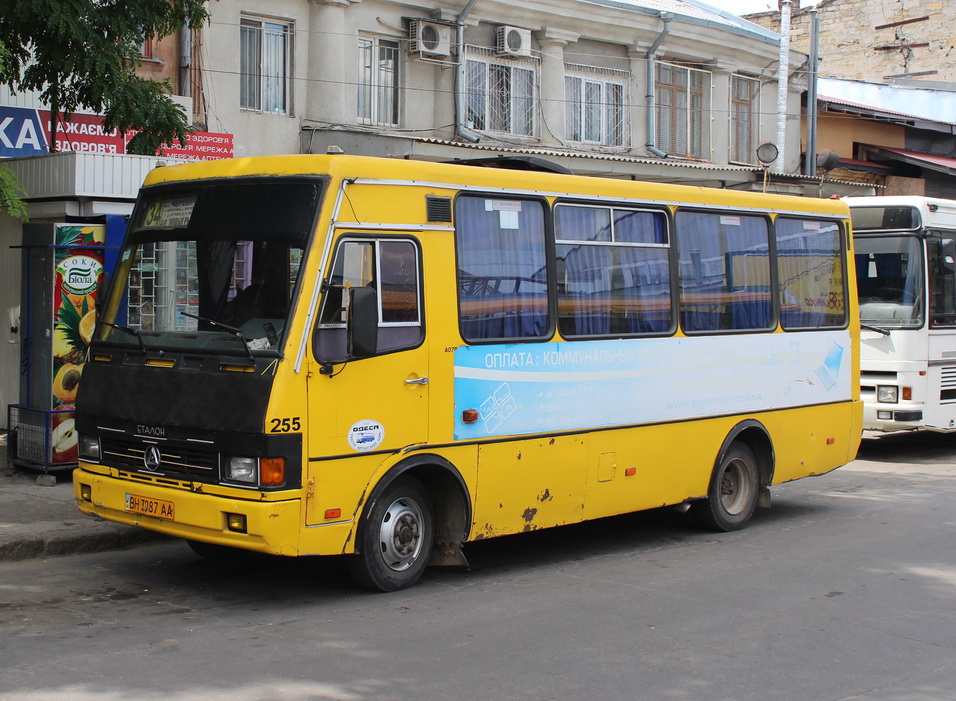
[
  {"x1": 98, "y1": 179, "x2": 322, "y2": 356},
  {"x1": 854, "y1": 234, "x2": 924, "y2": 327}
]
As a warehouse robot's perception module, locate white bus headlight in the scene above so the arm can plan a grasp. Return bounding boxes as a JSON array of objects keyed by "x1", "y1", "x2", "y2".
[
  {"x1": 78, "y1": 434, "x2": 101, "y2": 461},
  {"x1": 877, "y1": 386, "x2": 899, "y2": 404},
  {"x1": 225, "y1": 456, "x2": 258, "y2": 484}
]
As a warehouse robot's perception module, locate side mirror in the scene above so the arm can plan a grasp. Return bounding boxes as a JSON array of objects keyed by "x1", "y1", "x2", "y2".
[
  {"x1": 95, "y1": 272, "x2": 110, "y2": 312},
  {"x1": 347, "y1": 286, "x2": 378, "y2": 358}
]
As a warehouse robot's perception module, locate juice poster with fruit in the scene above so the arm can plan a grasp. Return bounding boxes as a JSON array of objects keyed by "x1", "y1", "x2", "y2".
[{"x1": 51, "y1": 224, "x2": 104, "y2": 464}]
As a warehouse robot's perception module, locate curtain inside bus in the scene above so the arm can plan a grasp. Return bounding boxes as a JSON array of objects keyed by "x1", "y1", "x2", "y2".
[{"x1": 455, "y1": 196, "x2": 550, "y2": 340}]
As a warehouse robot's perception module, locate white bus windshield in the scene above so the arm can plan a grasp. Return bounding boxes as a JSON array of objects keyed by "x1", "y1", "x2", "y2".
[{"x1": 855, "y1": 235, "x2": 924, "y2": 327}]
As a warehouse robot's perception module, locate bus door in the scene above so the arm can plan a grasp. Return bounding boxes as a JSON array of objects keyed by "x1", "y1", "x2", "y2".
[{"x1": 306, "y1": 235, "x2": 428, "y2": 524}]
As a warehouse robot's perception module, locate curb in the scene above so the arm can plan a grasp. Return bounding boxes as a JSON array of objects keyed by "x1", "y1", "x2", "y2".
[{"x1": 0, "y1": 519, "x2": 171, "y2": 563}]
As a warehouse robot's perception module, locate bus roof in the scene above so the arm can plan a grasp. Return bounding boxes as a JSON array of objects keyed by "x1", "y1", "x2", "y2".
[
  {"x1": 143, "y1": 154, "x2": 850, "y2": 217},
  {"x1": 844, "y1": 195, "x2": 956, "y2": 230}
]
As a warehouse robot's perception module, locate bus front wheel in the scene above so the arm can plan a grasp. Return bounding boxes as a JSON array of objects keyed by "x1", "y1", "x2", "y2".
[
  {"x1": 347, "y1": 477, "x2": 434, "y2": 592},
  {"x1": 692, "y1": 443, "x2": 759, "y2": 532}
]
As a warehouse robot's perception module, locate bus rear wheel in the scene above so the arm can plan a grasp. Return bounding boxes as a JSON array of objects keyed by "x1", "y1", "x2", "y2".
[
  {"x1": 692, "y1": 443, "x2": 759, "y2": 532},
  {"x1": 347, "y1": 477, "x2": 434, "y2": 592}
]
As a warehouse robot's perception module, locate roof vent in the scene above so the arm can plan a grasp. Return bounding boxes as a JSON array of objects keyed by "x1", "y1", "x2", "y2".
[{"x1": 426, "y1": 196, "x2": 453, "y2": 222}]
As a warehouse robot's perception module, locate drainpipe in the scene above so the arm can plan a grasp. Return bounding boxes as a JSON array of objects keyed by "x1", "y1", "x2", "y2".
[
  {"x1": 455, "y1": 0, "x2": 482, "y2": 142},
  {"x1": 805, "y1": 8, "x2": 820, "y2": 176},
  {"x1": 180, "y1": 27, "x2": 192, "y2": 98},
  {"x1": 645, "y1": 13, "x2": 671, "y2": 158},
  {"x1": 774, "y1": 0, "x2": 792, "y2": 174}
]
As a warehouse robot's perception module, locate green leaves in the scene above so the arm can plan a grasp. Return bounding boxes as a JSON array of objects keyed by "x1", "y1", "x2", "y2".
[
  {"x1": 0, "y1": 0, "x2": 210, "y2": 217},
  {"x1": 0, "y1": 0, "x2": 209, "y2": 150},
  {"x1": 0, "y1": 165, "x2": 27, "y2": 221}
]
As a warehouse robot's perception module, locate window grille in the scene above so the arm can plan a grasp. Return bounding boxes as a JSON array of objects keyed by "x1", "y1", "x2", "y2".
[
  {"x1": 128, "y1": 242, "x2": 198, "y2": 332},
  {"x1": 240, "y1": 17, "x2": 293, "y2": 114},
  {"x1": 565, "y1": 64, "x2": 629, "y2": 147},
  {"x1": 656, "y1": 62, "x2": 712, "y2": 159},
  {"x1": 464, "y1": 46, "x2": 538, "y2": 137},
  {"x1": 358, "y1": 36, "x2": 399, "y2": 126}
]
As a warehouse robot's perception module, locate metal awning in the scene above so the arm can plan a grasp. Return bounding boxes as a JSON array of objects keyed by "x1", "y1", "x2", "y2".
[{"x1": 866, "y1": 147, "x2": 956, "y2": 177}]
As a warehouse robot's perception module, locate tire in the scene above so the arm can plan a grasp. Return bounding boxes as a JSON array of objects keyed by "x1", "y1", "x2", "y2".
[
  {"x1": 691, "y1": 442, "x2": 759, "y2": 532},
  {"x1": 347, "y1": 477, "x2": 434, "y2": 592}
]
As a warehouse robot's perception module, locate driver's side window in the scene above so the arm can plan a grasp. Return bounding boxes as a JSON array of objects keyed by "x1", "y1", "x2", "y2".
[{"x1": 314, "y1": 237, "x2": 423, "y2": 360}]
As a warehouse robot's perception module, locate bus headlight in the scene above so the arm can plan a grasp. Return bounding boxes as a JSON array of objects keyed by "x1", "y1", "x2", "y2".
[
  {"x1": 78, "y1": 434, "x2": 101, "y2": 462},
  {"x1": 225, "y1": 456, "x2": 258, "y2": 484},
  {"x1": 877, "y1": 386, "x2": 899, "y2": 404}
]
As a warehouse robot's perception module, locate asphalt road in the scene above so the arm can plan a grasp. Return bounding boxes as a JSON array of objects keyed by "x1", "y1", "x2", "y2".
[{"x1": 1, "y1": 431, "x2": 955, "y2": 701}]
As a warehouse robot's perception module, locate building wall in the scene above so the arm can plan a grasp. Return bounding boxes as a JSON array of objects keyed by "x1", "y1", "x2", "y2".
[
  {"x1": 207, "y1": 0, "x2": 805, "y2": 174},
  {"x1": 813, "y1": 108, "x2": 906, "y2": 156},
  {"x1": 747, "y1": 0, "x2": 954, "y2": 82},
  {"x1": 0, "y1": 214, "x2": 22, "y2": 423},
  {"x1": 202, "y1": 0, "x2": 308, "y2": 156}
]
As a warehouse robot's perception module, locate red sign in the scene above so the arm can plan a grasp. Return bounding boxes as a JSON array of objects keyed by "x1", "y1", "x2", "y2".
[
  {"x1": 39, "y1": 110, "x2": 233, "y2": 160},
  {"x1": 42, "y1": 111, "x2": 125, "y2": 154},
  {"x1": 158, "y1": 132, "x2": 234, "y2": 161}
]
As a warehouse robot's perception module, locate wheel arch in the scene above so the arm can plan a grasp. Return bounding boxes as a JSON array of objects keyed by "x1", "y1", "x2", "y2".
[
  {"x1": 358, "y1": 453, "x2": 472, "y2": 564},
  {"x1": 717, "y1": 419, "x2": 775, "y2": 496}
]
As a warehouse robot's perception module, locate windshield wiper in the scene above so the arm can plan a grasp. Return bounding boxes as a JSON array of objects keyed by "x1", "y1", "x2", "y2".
[
  {"x1": 180, "y1": 311, "x2": 255, "y2": 361},
  {"x1": 861, "y1": 323, "x2": 891, "y2": 336},
  {"x1": 99, "y1": 320, "x2": 149, "y2": 353}
]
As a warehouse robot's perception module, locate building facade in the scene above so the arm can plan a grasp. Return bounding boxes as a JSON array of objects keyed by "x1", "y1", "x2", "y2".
[{"x1": 205, "y1": 0, "x2": 808, "y2": 185}]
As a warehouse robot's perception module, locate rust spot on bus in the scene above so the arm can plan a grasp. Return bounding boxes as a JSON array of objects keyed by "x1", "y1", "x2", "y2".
[
  {"x1": 538, "y1": 489, "x2": 552, "y2": 502},
  {"x1": 522, "y1": 507, "x2": 537, "y2": 522}
]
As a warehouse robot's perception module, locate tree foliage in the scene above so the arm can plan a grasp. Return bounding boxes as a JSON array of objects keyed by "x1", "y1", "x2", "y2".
[
  {"x1": 0, "y1": 163, "x2": 28, "y2": 221},
  {"x1": 0, "y1": 0, "x2": 209, "y2": 216}
]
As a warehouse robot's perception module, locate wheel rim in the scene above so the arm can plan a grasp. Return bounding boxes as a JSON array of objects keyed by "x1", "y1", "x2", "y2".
[
  {"x1": 718, "y1": 458, "x2": 753, "y2": 516},
  {"x1": 377, "y1": 496, "x2": 424, "y2": 572}
]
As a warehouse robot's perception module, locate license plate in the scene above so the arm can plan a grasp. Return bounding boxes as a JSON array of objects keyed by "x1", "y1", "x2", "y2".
[{"x1": 125, "y1": 493, "x2": 175, "y2": 520}]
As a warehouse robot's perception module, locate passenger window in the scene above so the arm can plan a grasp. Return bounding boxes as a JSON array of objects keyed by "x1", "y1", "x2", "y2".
[
  {"x1": 676, "y1": 211, "x2": 772, "y2": 333},
  {"x1": 314, "y1": 237, "x2": 422, "y2": 360},
  {"x1": 456, "y1": 196, "x2": 550, "y2": 341},
  {"x1": 776, "y1": 217, "x2": 846, "y2": 329},
  {"x1": 554, "y1": 204, "x2": 671, "y2": 337}
]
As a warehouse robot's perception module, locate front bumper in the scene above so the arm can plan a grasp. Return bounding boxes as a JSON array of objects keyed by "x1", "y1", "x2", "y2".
[{"x1": 74, "y1": 467, "x2": 303, "y2": 556}]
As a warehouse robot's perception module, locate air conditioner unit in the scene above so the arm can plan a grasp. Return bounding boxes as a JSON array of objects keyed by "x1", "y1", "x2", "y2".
[
  {"x1": 496, "y1": 25, "x2": 532, "y2": 57},
  {"x1": 409, "y1": 20, "x2": 452, "y2": 58}
]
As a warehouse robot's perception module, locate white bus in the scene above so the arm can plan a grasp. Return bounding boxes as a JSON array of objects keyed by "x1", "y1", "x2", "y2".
[{"x1": 848, "y1": 196, "x2": 956, "y2": 432}]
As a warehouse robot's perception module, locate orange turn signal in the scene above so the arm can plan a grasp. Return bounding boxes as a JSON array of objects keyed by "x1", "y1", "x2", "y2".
[{"x1": 260, "y1": 458, "x2": 286, "y2": 486}]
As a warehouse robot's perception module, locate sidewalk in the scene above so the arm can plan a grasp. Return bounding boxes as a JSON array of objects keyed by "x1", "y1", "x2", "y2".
[{"x1": 0, "y1": 431, "x2": 167, "y2": 562}]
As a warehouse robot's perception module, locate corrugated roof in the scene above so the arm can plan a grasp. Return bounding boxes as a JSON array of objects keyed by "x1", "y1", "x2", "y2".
[
  {"x1": 874, "y1": 147, "x2": 956, "y2": 176},
  {"x1": 818, "y1": 93, "x2": 927, "y2": 124},
  {"x1": 818, "y1": 78, "x2": 956, "y2": 128},
  {"x1": 416, "y1": 137, "x2": 762, "y2": 173},
  {"x1": 573, "y1": 0, "x2": 780, "y2": 43}
]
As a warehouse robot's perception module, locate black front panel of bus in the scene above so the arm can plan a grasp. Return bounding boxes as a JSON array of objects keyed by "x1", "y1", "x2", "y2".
[{"x1": 77, "y1": 360, "x2": 272, "y2": 433}]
